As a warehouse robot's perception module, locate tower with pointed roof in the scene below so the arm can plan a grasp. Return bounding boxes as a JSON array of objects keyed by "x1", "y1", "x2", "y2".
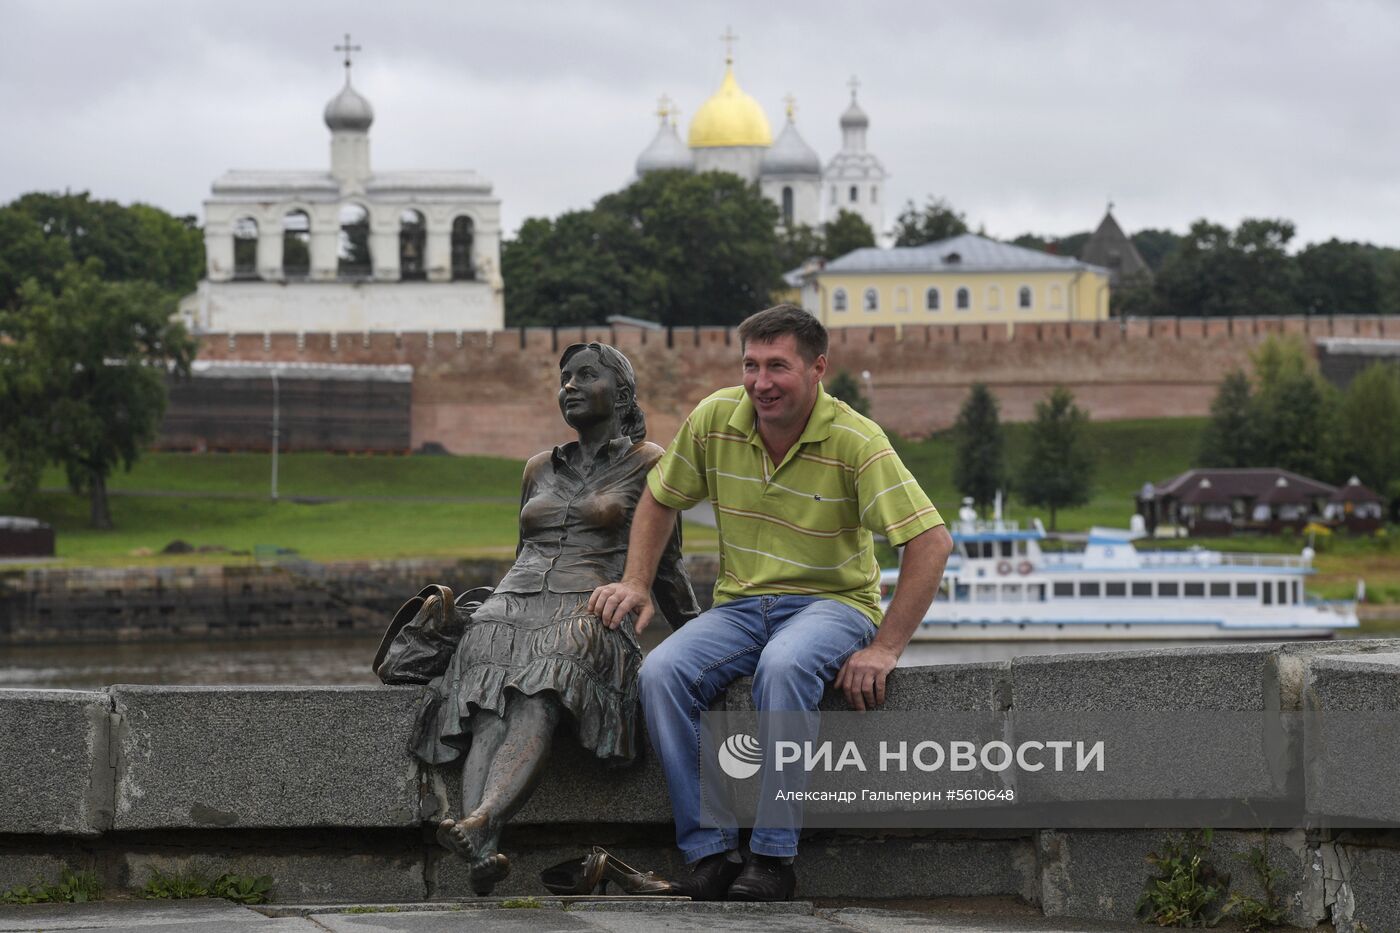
[
  {"x1": 823, "y1": 77, "x2": 887, "y2": 238},
  {"x1": 1080, "y1": 206, "x2": 1152, "y2": 287},
  {"x1": 183, "y1": 37, "x2": 504, "y2": 334}
]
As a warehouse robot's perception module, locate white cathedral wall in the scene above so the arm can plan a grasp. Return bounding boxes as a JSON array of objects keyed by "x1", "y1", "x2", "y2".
[
  {"x1": 760, "y1": 176, "x2": 821, "y2": 229},
  {"x1": 692, "y1": 147, "x2": 765, "y2": 182},
  {"x1": 177, "y1": 280, "x2": 503, "y2": 334}
]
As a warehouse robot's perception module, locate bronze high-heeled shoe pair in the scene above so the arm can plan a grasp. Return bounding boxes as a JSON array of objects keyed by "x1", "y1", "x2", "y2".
[{"x1": 539, "y1": 846, "x2": 675, "y2": 896}]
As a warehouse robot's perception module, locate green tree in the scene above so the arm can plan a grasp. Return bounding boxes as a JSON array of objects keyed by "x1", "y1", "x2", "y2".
[
  {"x1": 951, "y1": 383, "x2": 1006, "y2": 515},
  {"x1": 7, "y1": 192, "x2": 203, "y2": 295},
  {"x1": 1017, "y1": 386, "x2": 1093, "y2": 531},
  {"x1": 775, "y1": 223, "x2": 826, "y2": 272},
  {"x1": 1297, "y1": 239, "x2": 1381, "y2": 314},
  {"x1": 825, "y1": 369, "x2": 870, "y2": 416},
  {"x1": 1336, "y1": 363, "x2": 1400, "y2": 497},
  {"x1": 1129, "y1": 229, "x2": 1182, "y2": 272},
  {"x1": 1011, "y1": 231, "x2": 1090, "y2": 258},
  {"x1": 0, "y1": 264, "x2": 196, "y2": 528},
  {"x1": 503, "y1": 170, "x2": 782, "y2": 327},
  {"x1": 822, "y1": 210, "x2": 875, "y2": 259},
  {"x1": 1150, "y1": 218, "x2": 1302, "y2": 317},
  {"x1": 892, "y1": 196, "x2": 968, "y2": 247},
  {"x1": 1197, "y1": 369, "x2": 1256, "y2": 468},
  {"x1": 0, "y1": 207, "x2": 73, "y2": 308},
  {"x1": 1247, "y1": 336, "x2": 1338, "y2": 480}
]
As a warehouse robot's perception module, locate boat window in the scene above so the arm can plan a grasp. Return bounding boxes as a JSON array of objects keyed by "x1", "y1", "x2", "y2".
[
  {"x1": 1277, "y1": 581, "x2": 1288, "y2": 605},
  {"x1": 935, "y1": 581, "x2": 950, "y2": 602},
  {"x1": 1185, "y1": 582, "x2": 1206, "y2": 597},
  {"x1": 982, "y1": 542, "x2": 996, "y2": 559},
  {"x1": 1238, "y1": 581, "x2": 1258, "y2": 598},
  {"x1": 1106, "y1": 582, "x2": 1127, "y2": 598},
  {"x1": 1263, "y1": 583, "x2": 1273, "y2": 605},
  {"x1": 1030, "y1": 584, "x2": 1046, "y2": 601},
  {"x1": 1293, "y1": 581, "x2": 1301, "y2": 604},
  {"x1": 975, "y1": 584, "x2": 997, "y2": 602},
  {"x1": 1079, "y1": 581, "x2": 1101, "y2": 597},
  {"x1": 961, "y1": 542, "x2": 977, "y2": 559},
  {"x1": 1001, "y1": 584, "x2": 1023, "y2": 602},
  {"x1": 1131, "y1": 582, "x2": 1152, "y2": 597},
  {"x1": 999, "y1": 541, "x2": 1013, "y2": 558},
  {"x1": 1158, "y1": 581, "x2": 1179, "y2": 597},
  {"x1": 954, "y1": 583, "x2": 970, "y2": 602},
  {"x1": 1210, "y1": 582, "x2": 1231, "y2": 598},
  {"x1": 1053, "y1": 582, "x2": 1074, "y2": 598}
]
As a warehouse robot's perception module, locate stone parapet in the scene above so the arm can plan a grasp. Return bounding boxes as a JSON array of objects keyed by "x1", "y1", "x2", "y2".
[{"x1": 1, "y1": 641, "x2": 1399, "y2": 927}]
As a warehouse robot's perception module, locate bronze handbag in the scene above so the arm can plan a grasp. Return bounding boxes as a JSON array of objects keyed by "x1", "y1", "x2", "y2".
[{"x1": 373, "y1": 584, "x2": 493, "y2": 684}]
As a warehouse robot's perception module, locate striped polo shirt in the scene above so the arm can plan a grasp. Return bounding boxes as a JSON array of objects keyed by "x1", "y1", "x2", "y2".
[{"x1": 648, "y1": 384, "x2": 944, "y2": 625}]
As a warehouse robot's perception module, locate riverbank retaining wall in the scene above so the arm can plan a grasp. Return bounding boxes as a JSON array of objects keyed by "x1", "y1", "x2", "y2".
[
  {"x1": 0, "y1": 557, "x2": 720, "y2": 645},
  {"x1": 4, "y1": 640, "x2": 1400, "y2": 930},
  {"x1": 181, "y1": 315, "x2": 1400, "y2": 458}
]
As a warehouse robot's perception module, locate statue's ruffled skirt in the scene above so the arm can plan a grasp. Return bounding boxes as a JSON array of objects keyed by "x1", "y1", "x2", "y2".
[{"x1": 411, "y1": 590, "x2": 643, "y2": 766}]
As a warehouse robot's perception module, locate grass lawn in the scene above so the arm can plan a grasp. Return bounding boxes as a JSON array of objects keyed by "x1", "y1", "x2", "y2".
[
  {"x1": 893, "y1": 417, "x2": 1208, "y2": 532},
  {"x1": 1, "y1": 452, "x2": 719, "y2": 566}
]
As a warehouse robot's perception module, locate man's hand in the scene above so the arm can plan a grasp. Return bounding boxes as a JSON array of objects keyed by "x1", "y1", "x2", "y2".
[
  {"x1": 588, "y1": 580, "x2": 655, "y2": 633},
  {"x1": 833, "y1": 643, "x2": 900, "y2": 711}
]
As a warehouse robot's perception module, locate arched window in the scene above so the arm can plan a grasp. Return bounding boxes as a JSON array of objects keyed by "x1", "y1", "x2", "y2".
[
  {"x1": 232, "y1": 217, "x2": 258, "y2": 280},
  {"x1": 849, "y1": 185, "x2": 858, "y2": 203},
  {"x1": 863, "y1": 288, "x2": 879, "y2": 312},
  {"x1": 281, "y1": 210, "x2": 311, "y2": 279},
  {"x1": 833, "y1": 288, "x2": 848, "y2": 312},
  {"x1": 926, "y1": 287, "x2": 941, "y2": 311},
  {"x1": 895, "y1": 286, "x2": 909, "y2": 313},
  {"x1": 987, "y1": 285, "x2": 1002, "y2": 311},
  {"x1": 871, "y1": 186, "x2": 878, "y2": 204},
  {"x1": 451, "y1": 216, "x2": 475, "y2": 280},
  {"x1": 781, "y1": 186, "x2": 794, "y2": 226},
  {"x1": 956, "y1": 287, "x2": 970, "y2": 310},
  {"x1": 1049, "y1": 285, "x2": 1064, "y2": 309},
  {"x1": 399, "y1": 209, "x2": 426, "y2": 280},
  {"x1": 338, "y1": 203, "x2": 371, "y2": 279},
  {"x1": 1019, "y1": 286, "x2": 1033, "y2": 309}
]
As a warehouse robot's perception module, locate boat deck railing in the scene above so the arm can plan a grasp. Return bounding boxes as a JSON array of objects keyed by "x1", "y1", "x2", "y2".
[{"x1": 1038, "y1": 550, "x2": 1309, "y2": 570}]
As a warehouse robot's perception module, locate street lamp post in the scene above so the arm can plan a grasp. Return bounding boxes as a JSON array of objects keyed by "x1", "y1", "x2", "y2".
[{"x1": 270, "y1": 369, "x2": 280, "y2": 501}]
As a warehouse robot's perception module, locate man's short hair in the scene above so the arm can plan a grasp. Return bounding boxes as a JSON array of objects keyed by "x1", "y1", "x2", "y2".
[{"x1": 738, "y1": 305, "x2": 828, "y2": 363}]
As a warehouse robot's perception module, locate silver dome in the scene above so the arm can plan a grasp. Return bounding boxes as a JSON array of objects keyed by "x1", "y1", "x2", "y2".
[
  {"x1": 324, "y1": 80, "x2": 374, "y2": 132},
  {"x1": 761, "y1": 119, "x2": 821, "y2": 176},
  {"x1": 635, "y1": 120, "x2": 694, "y2": 175},
  {"x1": 840, "y1": 99, "x2": 869, "y2": 129}
]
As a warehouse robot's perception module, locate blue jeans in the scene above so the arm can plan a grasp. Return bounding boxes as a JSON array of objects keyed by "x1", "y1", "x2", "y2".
[{"x1": 639, "y1": 595, "x2": 876, "y2": 862}]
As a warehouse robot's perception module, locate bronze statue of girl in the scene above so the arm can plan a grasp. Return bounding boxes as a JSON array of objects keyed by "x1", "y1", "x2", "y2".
[{"x1": 409, "y1": 343, "x2": 697, "y2": 894}]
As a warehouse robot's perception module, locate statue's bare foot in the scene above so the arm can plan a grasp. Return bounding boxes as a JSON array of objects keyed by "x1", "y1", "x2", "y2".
[
  {"x1": 469, "y1": 852, "x2": 510, "y2": 896},
  {"x1": 435, "y1": 812, "x2": 488, "y2": 858}
]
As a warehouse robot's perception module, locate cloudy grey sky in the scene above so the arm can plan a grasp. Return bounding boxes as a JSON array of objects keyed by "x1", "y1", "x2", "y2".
[{"x1": 2, "y1": 0, "x2": 1397, "y2": 247}]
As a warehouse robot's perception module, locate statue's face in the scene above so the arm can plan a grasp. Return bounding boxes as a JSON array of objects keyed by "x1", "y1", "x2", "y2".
[{"x1": 559, "y1": 348, "x2": 620, "y2": 429}]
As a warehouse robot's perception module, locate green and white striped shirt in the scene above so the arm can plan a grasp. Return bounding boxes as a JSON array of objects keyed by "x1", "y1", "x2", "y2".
[{"x1": 648, "y1": 384, "x2": 944, "y2": 625}]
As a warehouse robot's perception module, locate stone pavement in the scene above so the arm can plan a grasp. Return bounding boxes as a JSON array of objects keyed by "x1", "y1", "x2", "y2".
[{"x1": 0, "y1": 897, "x2": 1142, "y2": 932}]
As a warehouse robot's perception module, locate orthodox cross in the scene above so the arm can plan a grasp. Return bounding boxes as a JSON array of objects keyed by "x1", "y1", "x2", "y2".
[
  {"x1": 335, "y1": 34, "x2": 362, "y2": 74},
  {"x1": 720, "y1": 26, "x2": 738, "y2": 64},
  {"x1": 783, "y1": 93, "x2": 797, "y2": 122},
  {"x1": 848, "y1": 75, "x2": 861, "y2": 101},
  {"x1": 655, "y1": 94, "x2": 674, "y2": 125}
]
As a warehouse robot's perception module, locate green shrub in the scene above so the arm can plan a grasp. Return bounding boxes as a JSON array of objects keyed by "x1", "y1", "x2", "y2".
[{"x1": 1138, "y1": 830, "x2": 1227, "y2": 927}]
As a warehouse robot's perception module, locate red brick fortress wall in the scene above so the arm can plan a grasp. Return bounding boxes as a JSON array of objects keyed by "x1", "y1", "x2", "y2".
[{"x1": 192, "y1": 316, "x2": 1400, "y2": 459}]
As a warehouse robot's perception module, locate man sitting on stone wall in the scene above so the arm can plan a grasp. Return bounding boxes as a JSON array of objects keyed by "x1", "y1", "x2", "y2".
[{"x1": 589, "y1": 304, "x2": 953, "y2": 901}]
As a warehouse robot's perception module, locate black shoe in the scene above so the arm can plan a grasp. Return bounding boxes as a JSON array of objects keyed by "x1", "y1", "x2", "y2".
[
  {"x1": 726, "y1": 854, "x2": 796, "y2": 902},
  {"x1": 668, "y1": 851, "x2": 742, "y2": 901}
]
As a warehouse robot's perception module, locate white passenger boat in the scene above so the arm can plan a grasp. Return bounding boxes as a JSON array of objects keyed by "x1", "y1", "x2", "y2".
[{"x1": 881, "y1": 519, "x2": 1360, "y2": 641}]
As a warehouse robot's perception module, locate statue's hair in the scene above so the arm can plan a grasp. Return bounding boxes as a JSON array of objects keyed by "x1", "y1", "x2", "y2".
[
  {"x1": 737, "y1": 304, "x2": 828, "y2": 363},
  {"x1": 559, "y1": 343, "x2": 647, "y2": 443}
]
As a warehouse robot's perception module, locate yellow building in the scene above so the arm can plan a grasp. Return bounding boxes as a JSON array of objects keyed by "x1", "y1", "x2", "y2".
[{"x1": 799, "y1": 233, "x2": 1111, "y2": 327}]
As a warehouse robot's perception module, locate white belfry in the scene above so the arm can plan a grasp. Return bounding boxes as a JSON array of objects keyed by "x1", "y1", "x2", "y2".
[{"x1": 184, "y1": 35, "x2": 504, "y2": 335}]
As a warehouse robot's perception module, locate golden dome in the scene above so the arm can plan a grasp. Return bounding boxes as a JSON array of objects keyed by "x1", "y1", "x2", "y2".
[{"x1": 688, "y1": 64, "x2": 772, "y2": 149}]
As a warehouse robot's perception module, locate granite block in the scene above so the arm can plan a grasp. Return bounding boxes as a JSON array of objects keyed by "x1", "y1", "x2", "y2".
[
  {"x1": 111, "y1": 685, "x2": 423, "y2": 830},
  {"x1": 120, "y1": 850, "x2": 426, "y2": 904},
  {"x1": 0, "y1": 689, "x2": 113, "y2": 835},
  {"x1": 1304, "y1": 651, "x2": 1400, "y2": 825}
]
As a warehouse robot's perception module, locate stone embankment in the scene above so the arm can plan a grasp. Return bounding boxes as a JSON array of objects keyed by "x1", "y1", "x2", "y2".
[
  {"x1": 4, "y1": 640, "x2": 1400, "y2": 930},
  {"x1": 0, "y1": 557, "x2": 720, "y2": 644}
]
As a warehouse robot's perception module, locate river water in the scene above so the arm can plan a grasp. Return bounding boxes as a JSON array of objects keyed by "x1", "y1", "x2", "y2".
[{"x1": 0, "y1": 632, "x2": 1310, "y2": 690}]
